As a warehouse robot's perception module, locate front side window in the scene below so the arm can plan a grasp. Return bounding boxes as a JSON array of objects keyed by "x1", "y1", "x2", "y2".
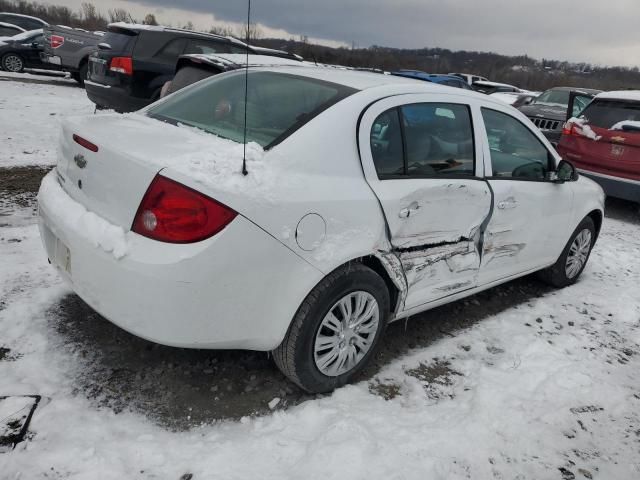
[
  {"x1": 482, "y1": 108, "x2": 552, "y2": 180},
  {"x1": 148, "y1": 71, "x2": 356, "y2": 148}
]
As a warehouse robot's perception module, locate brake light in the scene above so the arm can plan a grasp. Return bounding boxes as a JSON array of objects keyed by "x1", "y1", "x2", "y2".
[
  {"x1": 562, "y1": 122, "x2": 577, "y2": 136},
  {"x1": 72, "y1": 134, "x2": 98, "y2": 152},
  {"x1": 132, "y1": 175, "x2": 237, "y2": 243},
  {"x1": 109, "y1": 56, "x2": 133, "y2": 75},
  {"x1": 50, "y1": 35, "x2": 64, "y2": 49}
]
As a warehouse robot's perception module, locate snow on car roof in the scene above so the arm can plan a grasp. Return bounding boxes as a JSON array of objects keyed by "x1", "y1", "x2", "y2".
[
  {"x1": 8, "y1": 28, "x2": 42, "y2": 40},
  {"x1": 181, "y1": 53, "x2": 306, "y2": 70},
  {"x1": 473, "y1": 80, "x2": 518, "y2": 88},
  {"x1": 596, "y1": 90, "x2": 640, "y2": 102},
  {"x1": 0, "y1": 22, "x2": 25, "y2": 31},
  {"x1": 245, "y1": 65, "x2": 466, "y2": 91},
  {"x1": 0, "y1": 12, "x2": 47, "y2": 24}
]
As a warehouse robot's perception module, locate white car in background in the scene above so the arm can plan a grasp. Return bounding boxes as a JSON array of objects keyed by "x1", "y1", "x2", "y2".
[{"x1": 38, "y1": 66, "x2": 604, "y2": 393}]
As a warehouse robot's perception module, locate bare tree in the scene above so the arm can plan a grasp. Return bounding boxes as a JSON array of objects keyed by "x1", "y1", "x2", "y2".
[
  {"x1": 108, "y1": 8, "x2": 133, "y2": 23},
  {"x1": 209, "y1": 24, "x2": 234, "y2": 37},
  {"x1": 237, "y1": 22, "x2": 261, "y2": 42},
  {"x1": 143, "y1": 13, "x2": 158, "y2": 26}
]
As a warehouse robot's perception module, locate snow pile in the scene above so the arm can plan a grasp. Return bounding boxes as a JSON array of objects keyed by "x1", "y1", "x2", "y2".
[
  {"x1": 610, "y1": 120, "x2": 640, "y2": 131},
  {"x1": 38, "y1": 171, "x2": 129, "y2": 259},
  {"x1": 566, "y1": 116, "x2": 601, "y2": 141}
]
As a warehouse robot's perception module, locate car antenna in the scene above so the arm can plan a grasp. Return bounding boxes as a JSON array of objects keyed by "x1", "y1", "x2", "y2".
[{"x1": 241, "y1": 0, "x2": 251, "y2": 176}]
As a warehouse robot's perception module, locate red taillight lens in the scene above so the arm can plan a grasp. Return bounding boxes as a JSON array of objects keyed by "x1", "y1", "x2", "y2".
[
  {"x1": 50, "y1": 35, "x2": 64, "y2": 49},
  {"x1": 562, "y1": 122, "x2": 576, "y2": 136},
  {"x1": 109, "y1": 56, "x2": 133, "y2": 75},
  {"x1": 132, "y1": 175, "x2": 237, "y2": 243},
  {"x1": 72, "y1": 134, "x2": 99, "y2": 152}
]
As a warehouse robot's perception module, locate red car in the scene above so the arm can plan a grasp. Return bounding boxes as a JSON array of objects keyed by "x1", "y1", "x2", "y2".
[{"x1": 557, "y1": 91, "x2": 640, "y2": 203}]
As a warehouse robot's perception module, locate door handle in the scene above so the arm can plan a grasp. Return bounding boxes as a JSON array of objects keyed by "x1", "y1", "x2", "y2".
[
  {"x1": 497, "y1": 199, "x2": 517, "y2": 210},
  {"x1": 399, "y1": 201, "x2": 420, "y2": 218}
]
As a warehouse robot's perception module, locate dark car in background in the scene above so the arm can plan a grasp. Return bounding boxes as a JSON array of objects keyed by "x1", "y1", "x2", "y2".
[
  {"x1": 557, "y1": 91, "x2": 640, "y2": 203},
  {"x1": 0, "y1": 12, "x2": 47, "y2": 31},
  {"x1": 161, "y1": 52, "x2": 305, "y2": 97},
  {"x1": 391, "y1": 70, "x2": 472, "y2": 89},
  {"x1": 519, "y1": 86, "x2": 601, "y2": 145},
  {"x1": 0, "y1": 29, "x2": 61, "y2": 73},
  {"x1": 85, "y1": 23, "x2": 299, "y2": 112}
]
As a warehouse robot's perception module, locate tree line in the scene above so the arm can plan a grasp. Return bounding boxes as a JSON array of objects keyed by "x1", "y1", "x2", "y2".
[{"x1": 1, "y1": 0, "x2": 639, "y2": 91}]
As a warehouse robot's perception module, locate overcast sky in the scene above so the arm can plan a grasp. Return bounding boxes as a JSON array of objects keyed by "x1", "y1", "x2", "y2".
[{"x1": 45, "y1": 0, "x2": 640, "y2": 67}]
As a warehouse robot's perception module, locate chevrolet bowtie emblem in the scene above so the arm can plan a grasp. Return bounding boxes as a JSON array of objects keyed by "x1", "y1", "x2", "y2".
[
  {"x1": 74, "y1": 153, "x2": 87, "y2": 168},
  {"x1": 611, "y1": 136, "x2": 626, "y2": 143}
]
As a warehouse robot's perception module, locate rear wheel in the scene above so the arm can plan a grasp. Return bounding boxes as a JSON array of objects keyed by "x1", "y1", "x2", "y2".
[
  {"x1": 538, "y1": 217, "x2": 596, "y2": 287},
  {"x1": 2, "y1": 53, "x2": 24, "y2": 73},
  {"x1": 273, "y1": 264, "x2": 389, "y2": 393},
  {"x1": 73, "y1": 61, "x2": 88, "y2": 86}
]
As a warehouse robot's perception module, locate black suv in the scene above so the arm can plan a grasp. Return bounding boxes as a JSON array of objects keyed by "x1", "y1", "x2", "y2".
[{"x1": 85, "y1": 23, "x2": 297, "y2": 112}]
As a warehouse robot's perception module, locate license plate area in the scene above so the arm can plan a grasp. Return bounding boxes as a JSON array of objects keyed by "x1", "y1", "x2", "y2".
[
  {"x1": 89, "y1": 57, "x2": 107, "y2": 76},
  {"x1": 44, "y1": 224, "x2": 72, "y2": 276}
]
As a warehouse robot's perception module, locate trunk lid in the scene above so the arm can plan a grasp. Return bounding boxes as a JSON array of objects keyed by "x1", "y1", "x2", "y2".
[{"x1": 56, "y1": 113, "x2": 238, "y2": 230}]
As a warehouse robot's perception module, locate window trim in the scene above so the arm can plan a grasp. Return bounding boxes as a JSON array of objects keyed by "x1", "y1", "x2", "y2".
[
  {"x1": 481, "y1": 107, "x2": 556, "y2": 182},
  {"x1": 372, "y1": 102, "x2": 477, "y2": 180}
]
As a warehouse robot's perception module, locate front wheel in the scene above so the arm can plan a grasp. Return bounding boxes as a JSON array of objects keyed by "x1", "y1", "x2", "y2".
[
  {"x1": 273, "y1": 264, "x2": 390, "y2": 393},
  {"x1": 538, "y1": 216, "x2": 596, "y2": 288},
  {"x1": 2, "y1": 53, "x2": 24, "y2": 73}
]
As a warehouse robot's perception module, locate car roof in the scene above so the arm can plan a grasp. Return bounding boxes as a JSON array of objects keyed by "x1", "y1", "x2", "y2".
[
  {"x1": 0, "y1": 22, "x2": 24, "y2": 31},
  {"x1": 595, "y1": 90, "x2": 640, "y2": 102},
  {"x1": 179, "y1": 53, "x2": 305, "y2": 70},
  {"x1": 107, "y1": 22, "x2": 247, "y2": 47},
  {"x1": 392, "y1": 71, "x2": 464, "y2": 83},
  {"x1": 473, "y1": 80, "x2": 517, "y2": 88},
  {"x1": 242, "y1": 65, "x2": 487, "y2": 93},
  {"x1": 0, "y1": 12, "x2": 47, "y2": 24}
]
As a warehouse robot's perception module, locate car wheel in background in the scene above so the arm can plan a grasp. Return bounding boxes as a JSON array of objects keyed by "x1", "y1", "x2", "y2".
[
  {"x1": 273, "y1": 264, "x2": 390, "y2": 393},
  {"x1": 73, "y1": 61, "x2": 88, "y2": 86},
  {"x1": 538, "y1": 216, "x2": 596, "y2": 288},
  {"x1": 2, "y1": 53, "x2": 24, "y2": 73}
]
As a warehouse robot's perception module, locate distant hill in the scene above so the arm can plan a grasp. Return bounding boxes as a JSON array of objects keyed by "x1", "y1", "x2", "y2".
[{"x1": 256, "y1": 38, "x2": 640, "y2": 92}]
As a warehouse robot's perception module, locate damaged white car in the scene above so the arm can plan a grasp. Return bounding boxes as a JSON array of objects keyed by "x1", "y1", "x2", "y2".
[{"x1": 38, "y1": 67, "x2": 605, "y2": 393}]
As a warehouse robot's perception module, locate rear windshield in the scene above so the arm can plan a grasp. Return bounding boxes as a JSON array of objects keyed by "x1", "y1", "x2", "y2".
[
  {"x1": 101, "y1": 31, "x2": 136, "y2": 52},
  {"x1": 581, "y1": 100, "x2": 640, "y2": 129},
  {"x1": 148, "y1": 70, "x2": 357, "y2": 148}
]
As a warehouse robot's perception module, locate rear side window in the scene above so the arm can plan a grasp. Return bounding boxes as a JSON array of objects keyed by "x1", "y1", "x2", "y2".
[
  {"x1": 482, "y1": 108, "x2": 552, "y2": 180},
  {"x1": 153, "y1": 38, "x2": 187, "y2": 62},
  {"x1": 581, "y1": 100, "x2": 640, "y2": 129},
  {"x1": 0, "y1": 25, "x2": 20, "y2": 36},
  {"x1": 102, "y1": 31, "x2": 136, "y2": 53},
  {"x1": 370, "y1": 103, "x2": 475, "y2": 178},
  {"x1": 148, "y1": 71, "x2": 356, "y2": 148},
  {"x1": 185, "y1": 39, "x2": 233, "y2": 55}
]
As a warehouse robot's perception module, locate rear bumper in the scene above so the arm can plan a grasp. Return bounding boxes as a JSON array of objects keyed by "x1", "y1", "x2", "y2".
[
  {"x1": 85, "y1": 80, "x2": 149, "y2": 113},
  {"x1": 577, "y1": 169, "x2": 640, "y2": 203},
  {"x1": 38, "y1": 171, "x2": 322, "y2": 350}
]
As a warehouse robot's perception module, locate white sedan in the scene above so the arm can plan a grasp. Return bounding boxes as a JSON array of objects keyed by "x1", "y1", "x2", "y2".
[{"x1": 38, "y1": 66, "x2": 605, "y2": 393}]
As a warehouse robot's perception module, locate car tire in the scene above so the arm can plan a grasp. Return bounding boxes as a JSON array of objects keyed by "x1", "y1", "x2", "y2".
[
  {"x1": 2, "y1": 53, "x2": 24, "y2": 73},
  {"x1": 73, "y1": 62, "x2": 88, "y2": 86},
  {"x1": 537, "y1": 216, "x2": 596, "y2": 288},
  {"x1": 273, "y1": 263, "x2": 390, "y2": 393}
]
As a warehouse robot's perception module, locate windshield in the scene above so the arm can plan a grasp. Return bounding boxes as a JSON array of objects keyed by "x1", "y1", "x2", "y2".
[
  {"x1": 148, "y1": 70, "x2": 357, "y2": 148},
  {"x1": 534, "y1": 89, "x2": 570, "y2": 107}
]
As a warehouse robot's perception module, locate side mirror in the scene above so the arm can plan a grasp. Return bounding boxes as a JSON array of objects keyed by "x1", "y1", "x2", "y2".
[{"x1": 549, "y1": 159, "x2": 577, "y2": 183}]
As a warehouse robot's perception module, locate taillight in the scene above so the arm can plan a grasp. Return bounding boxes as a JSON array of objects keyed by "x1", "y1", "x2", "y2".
[
  {"x1": 132, "y1": 175, "x2": 237, "y2": 243},
  {"x1": 109, "y1": 56, "x2": 133, "y2": 75},
  {"x1": 50, "y1": 35, "x2": 64, "y2": 49},
  {"x1": 72, "y1": 134, "x2": 98, "y2": 152},
  {"x1": 562, "y1": 122, "x2": 577, "y2": 136}
]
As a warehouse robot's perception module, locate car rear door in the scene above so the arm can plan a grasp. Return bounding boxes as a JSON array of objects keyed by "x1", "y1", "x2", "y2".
[
  {"x1": 359, "y1": 93, "x2": 492, "y2": 310},
  {"x1": 477, "y1": 104, "x2": 575, "y2": 284}
]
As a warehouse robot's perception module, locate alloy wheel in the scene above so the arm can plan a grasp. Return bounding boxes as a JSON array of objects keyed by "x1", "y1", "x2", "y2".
[
  {"x1": 313, "y1": 291, "x2": 380, "y2": 377},
  {"x1": 565, "y1": 228, "x2": 592, "y2": 279},
  {"x1": 3, "y1": 55, "x2": 23, "y2": 72}
]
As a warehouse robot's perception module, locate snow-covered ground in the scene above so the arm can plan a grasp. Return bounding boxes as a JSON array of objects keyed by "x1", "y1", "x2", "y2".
[
  {"x1": 1, "y1": 74, "x2": 640, "y2": 479},
  {"x1": 0, "y1": 71, "x2": 94, "y2": 168}
]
